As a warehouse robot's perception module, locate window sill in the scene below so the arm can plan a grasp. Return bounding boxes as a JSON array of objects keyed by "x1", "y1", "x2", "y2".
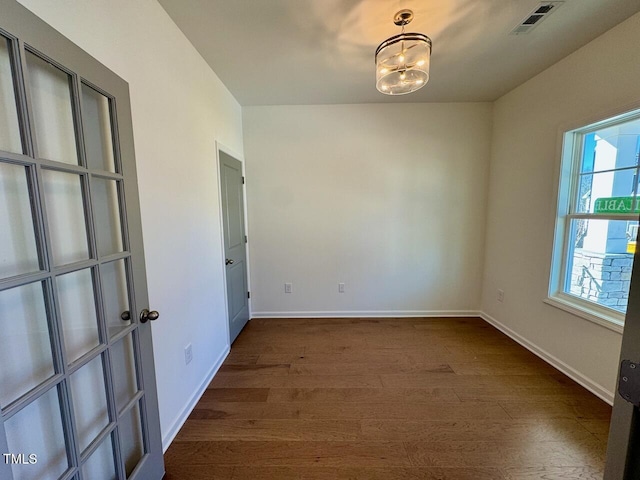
[{"x1": 544, "y1": 295, "x2": 624, "y2": 334}]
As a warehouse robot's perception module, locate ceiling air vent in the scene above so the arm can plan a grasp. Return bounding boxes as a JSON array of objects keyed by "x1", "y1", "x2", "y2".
[{"x1": 510, "y1": 2, "x2": 563, "y2": 35}]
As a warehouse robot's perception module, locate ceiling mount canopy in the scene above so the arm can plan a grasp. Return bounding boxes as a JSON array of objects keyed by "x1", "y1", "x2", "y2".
[{"x1": 375, "y1": 9, "x2": 432, "y2": 95}]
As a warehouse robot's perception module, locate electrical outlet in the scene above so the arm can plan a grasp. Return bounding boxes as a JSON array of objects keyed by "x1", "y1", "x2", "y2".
[
  {"x1": 338, "y1": 282, "x2": 345, "y2": 293},
  {"x1": 497, "y1": 289, "x2": 505, "y2": 303},
  {"x1": 285, "y1": 283, "x2": 292, "y2": 293},
  {"x1": 184, "y1": 344, "x2": 193, "y2": 365}
]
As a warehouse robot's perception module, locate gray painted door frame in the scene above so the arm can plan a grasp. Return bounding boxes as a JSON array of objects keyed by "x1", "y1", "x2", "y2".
[
  {"x1": 605, "y1": 246, "x2": 640, "y2": 478},
  {"x1": 216, "y1": 142, "x2": 251, "y2": 345}
]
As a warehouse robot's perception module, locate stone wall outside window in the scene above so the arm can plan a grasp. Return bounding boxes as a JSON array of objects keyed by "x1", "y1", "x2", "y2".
[{"x1": 570, "y1": 249, "x2": 633, "y2": 312}]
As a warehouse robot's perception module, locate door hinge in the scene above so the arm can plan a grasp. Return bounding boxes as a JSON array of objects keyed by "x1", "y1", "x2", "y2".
[
  {"x1": 242, "y1": 176, "x2": 245, "y2": 184},
  {"x1": 247, "y1": 291, "x2": 251, "y2": 299},
  {"x1": 619, "y1": 360, "x2": 640, "y2": 406},
  {"x1": 244, "y1": 235, "x2": 248, "y2": 243}
]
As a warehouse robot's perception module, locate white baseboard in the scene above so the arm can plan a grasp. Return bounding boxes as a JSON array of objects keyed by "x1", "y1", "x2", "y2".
[
  {"x1": 479, "y1": 311, "x2": 615, "y2": 405},
  {"x1": 161, "y1": 345, "x2": 230, "y2": 452},
  {"x1": 251, "y1": 310, "x2": 480, "y2": 319}
]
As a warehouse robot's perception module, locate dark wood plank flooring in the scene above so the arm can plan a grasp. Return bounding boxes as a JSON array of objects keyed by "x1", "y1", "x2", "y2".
[{"x1": 164, "y1": 317, "x2": 611, "y2": 479}]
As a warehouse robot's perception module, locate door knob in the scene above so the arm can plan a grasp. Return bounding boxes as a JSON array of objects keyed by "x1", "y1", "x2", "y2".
[
  {"x1": 225, "y1": 259, "x2": 234, "y2": 265},
  {"x1": 121, "y1": 311, "x2": 130, "y2": 321},
  {"x1": 140, "y1": 309, "x2": 159, "y2": 323}
]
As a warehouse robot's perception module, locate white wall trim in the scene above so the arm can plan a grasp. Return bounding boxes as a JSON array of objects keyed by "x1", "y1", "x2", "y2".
[
  {"x1": 161, "y1": 345, "x2": 230, "y2": 452},
  {"x1": 251, "y1": 310, "x2": 481, "y2": 319},
  {"x1": 479, "y1": 311, "x2": 615, "y2": 405}
]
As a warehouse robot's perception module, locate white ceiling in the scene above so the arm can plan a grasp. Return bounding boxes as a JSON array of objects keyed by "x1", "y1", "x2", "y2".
[{"x1": 158, "y1": 0, "x2": 640, "y2": 106}]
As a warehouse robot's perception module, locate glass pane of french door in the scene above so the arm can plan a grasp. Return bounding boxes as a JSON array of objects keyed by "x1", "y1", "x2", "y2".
[
  {"x1": 0, "y1": 36, "x2": 23, "y2": 154},
  {"x1": 25, "y1": 50, "x2": 78, "y2": 166},
  {"x1": 5, "y1": 385, "x2": 69, "y2": 480},
  {"x1": 0, "y1": 162, "x2": 40, "y2": 278},
  {"x1": 0, "y1": 281, "x2": 55, "y2": 409},
  {"x1": 0, "y1": 3, "x2": 163, "y2": 479}
]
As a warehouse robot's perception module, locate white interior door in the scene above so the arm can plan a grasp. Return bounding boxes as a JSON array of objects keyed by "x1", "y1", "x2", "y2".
[{"x1": 0, "y1": 1, "x2": 164, "y2": 479}]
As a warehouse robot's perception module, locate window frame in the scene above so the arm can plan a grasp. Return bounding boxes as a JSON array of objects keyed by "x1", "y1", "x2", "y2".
[{"x1": 548, "y1": 107, "x2": 640, "y2": 333}]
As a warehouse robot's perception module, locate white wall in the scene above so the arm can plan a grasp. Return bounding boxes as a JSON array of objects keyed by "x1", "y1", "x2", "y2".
[
  {"x1": 17, "y1": 0, "x2": 244, "y2": 447},
  {"x1": 481, "y1": 12, "x2": 640, "y2": 402},
  {"x1": 243, "y1": 103, "x2": 492, "y2": 317}
]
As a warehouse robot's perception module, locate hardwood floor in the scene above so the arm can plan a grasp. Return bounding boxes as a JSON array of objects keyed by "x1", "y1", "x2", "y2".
[{"x1": 163, "y1": 317, "x2": 611, "y2": 479}]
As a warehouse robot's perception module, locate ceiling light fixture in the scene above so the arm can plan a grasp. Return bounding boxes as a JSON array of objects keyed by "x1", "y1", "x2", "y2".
[{"x1": 375, "y1": 9, "x2": 432, "y2": 95}]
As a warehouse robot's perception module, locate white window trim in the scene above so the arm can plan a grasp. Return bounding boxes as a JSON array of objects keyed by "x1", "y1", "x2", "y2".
[
  {"x1": 548, "y1": 104, "x2": 640, "y2": 332},
  {"x1": 544, "y1": 295, "x2": 624, "y2": 333}
]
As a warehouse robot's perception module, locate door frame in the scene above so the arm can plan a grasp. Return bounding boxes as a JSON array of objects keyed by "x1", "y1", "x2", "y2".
[{"x1": 215, "y1": 141, "x2": 252, "y2": 345}]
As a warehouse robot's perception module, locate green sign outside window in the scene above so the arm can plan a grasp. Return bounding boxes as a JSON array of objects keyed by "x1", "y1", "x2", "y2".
[{"x1": 593, "y1": 196, "x2": 640, "y2": 214}]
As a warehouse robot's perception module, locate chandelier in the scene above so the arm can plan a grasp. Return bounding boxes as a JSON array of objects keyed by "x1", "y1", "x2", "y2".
[{"x1": 375, "y1": 9, "x2": 432, "y2": 95}]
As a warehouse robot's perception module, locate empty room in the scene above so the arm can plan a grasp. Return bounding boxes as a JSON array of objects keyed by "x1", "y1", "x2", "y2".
[{"x1": 1, "y1": 0, "x2": 640, "y2": 479}]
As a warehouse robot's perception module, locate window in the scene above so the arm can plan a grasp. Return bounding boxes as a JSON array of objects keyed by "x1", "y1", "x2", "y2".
[{"x1": 550, "y1": 110, "x2": 640, "y2": 328}]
